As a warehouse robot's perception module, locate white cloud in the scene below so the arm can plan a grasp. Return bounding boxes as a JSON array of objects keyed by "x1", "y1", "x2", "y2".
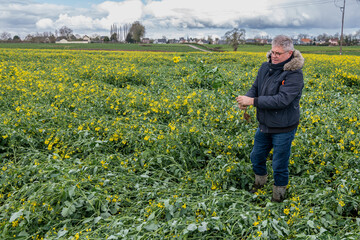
[
  {"x1": 54, "y1": 14, "x2": 95, "y2": 29},
  {"x1": 36, "y1": 18, "x2": 54, "y2": 29},
  {"x1": 96, "y1": 0, "x2": 144, "y2": 25},
  {"x1": 34, "y1": 0, "x2": 144, "y2": 33},
  {"x1": 1, "y1": 0, "x2": 359, "y2": 38}
]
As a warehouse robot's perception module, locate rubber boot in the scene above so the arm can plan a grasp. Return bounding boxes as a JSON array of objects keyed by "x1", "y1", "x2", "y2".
[
  {"x1": 271, "y1": 185, "x2": 287, "y2": 202},
  {"x1": 249, "y1": 174, "x2": 267, "y2": 193}
]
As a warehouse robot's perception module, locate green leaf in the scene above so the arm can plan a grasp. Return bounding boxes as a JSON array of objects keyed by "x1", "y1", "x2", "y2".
[
  {"x1": 18, "y1": 231, "x2": 29, "y2": 237},
  {"x1": 307, "y1": 220, "x2": 315, "y2": 228},
  {"x1": 61, "y1": 204, "x2": 76, "y2": 217},
  {"x1": 107, "y1": 235, "x2": 118, "y2": 240},
  {"x1": 187, "y1": 223, "x2": 197, "y2": 231},
  {"x1": 68, "y1": 185, "x2": 76, "y2": 198},
  {"x1": 144, "y1": 222, "x2": 159, "y2": 231},
  {"x1": 94, "y1": 216, "x2": 102, "y2": 224},
  {"x1": 147, "y1": 212, "x2": 155, "y2": 221},
  {"x1": 9, "y1": 209, "x2": 23, "y2": 222},
  {"x1": 57, "y1": 229, "x2": 67, "y2": 238},
  {"x1": 198, "y1": 222, "x2": 208, "y2": 232}
]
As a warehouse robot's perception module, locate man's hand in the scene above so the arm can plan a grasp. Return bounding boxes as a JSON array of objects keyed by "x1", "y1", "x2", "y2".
[
  {"x1": 238, "y1": 104, "x2": 247, "y2": 110},
  {"x1": 236, "y1": 96, "x2": 254, "y2": 107}
]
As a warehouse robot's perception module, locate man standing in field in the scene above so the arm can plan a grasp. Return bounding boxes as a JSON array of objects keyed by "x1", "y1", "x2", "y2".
[{"x1": 236, "y1": 35, "x2": 304, "y2": 202}]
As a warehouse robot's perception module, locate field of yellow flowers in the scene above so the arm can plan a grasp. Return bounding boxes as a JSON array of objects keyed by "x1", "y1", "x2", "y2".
[{"x1": 0, "y1": 48, "x2": 359, "y2": 239}]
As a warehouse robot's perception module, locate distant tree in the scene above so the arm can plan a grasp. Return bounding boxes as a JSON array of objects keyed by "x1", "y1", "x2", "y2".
[
  {"x1": 224, "y1": 28, "x2": 246, "y2": 51},
  {"x1": 316, "y1": 33, "x2": 330, "y2": 42},
  {"x1": 297, "y1": 33, "x2": 309, "y2": 39},
  {"x1": 69, "y1": 34, "x2": 77, "y2": 41},
  {"x1": 122, "y1": 24, "x2": 131, "y2": 42},
  {"x1": 110, "y1": 24, "x2": 121, "y2": 42},
  {"x1": 13, "y1": 35, "x2": 21, "y2": 42},
  {"x1": 0, "y1": 32, "x2": 12, "y2": 41},
  {"x1": 354, "y1": 29, "x2": 360, "y2": 40},
  {"x1": 110, "y1": 33, "x2": 118, "y2": 42},
  {"x1": 128, "y1": 21, "x2": 145, "y2": 43},
  {"x1": 103, "y1": 36, "x2": 110, "y2": 42},
  {"x1": 59, "y1": 26, "x2": 73, "y2": 39},
  {"x1": 48, "y1": 34, "x2": 56, "y2": 43},
  {"x1": 91, "y1": 34, "x2": 100, "y2": 41},
  {"x1": 207, "y1": 35, "x2": 213, "y2": 44},
  {"x1": 125, "y1": 32, "x2": 135, "y2": 43},
  {"x1": 24, "y1": 34, "x2": 34, "y2": 42}
]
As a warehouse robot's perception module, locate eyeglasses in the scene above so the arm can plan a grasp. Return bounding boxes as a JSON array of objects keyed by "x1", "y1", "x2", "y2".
[{"x1": 270, "y1": 50, "x2": 288, "y2": 57}]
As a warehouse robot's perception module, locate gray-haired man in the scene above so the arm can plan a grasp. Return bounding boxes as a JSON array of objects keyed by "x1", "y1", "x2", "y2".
[{"x1": 236, "y1": 35, "x2": 305, "y2": 202}]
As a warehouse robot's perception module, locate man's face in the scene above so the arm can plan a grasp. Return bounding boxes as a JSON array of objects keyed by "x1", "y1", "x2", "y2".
[{"x1": 271, "y1": 46, "x2": 293, "y2": 64}]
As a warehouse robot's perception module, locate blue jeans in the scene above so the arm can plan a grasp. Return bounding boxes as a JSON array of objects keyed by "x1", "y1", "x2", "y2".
[{"x1": 250, "y1": 128, "x2": 297, "y2": 186}]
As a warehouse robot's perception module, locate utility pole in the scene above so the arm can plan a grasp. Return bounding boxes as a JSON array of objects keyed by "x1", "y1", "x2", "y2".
[{"x1": 339, "y1": 0, "x2": 346, "y2": 55}]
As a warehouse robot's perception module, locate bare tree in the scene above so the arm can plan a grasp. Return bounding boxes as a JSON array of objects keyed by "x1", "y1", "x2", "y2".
[
  {"x1": 91, "y1": 34, "x2": 100, "y2": 41},
  {"x1": 123, "y1": 23, "x2": 131, "y2": 42},
  {"x1": 297, "y1": 33, "x2": 309, "y2": 39},
  {"x1": 59, "y1": 26, "x2": 73, "y2": 39},
  {"x1": 110, "y1": 24, "x2": 118, "y2": 42},
  {"x1": 0, "y1": 32, "x2": 12, "y2": 41},
  {"x1": 110, "y1": 23, "x2": 132, "y2": 42},
  {"x1": 224, "y1": 28, "x2": 246, "y2": 51},
  {"x1": 316, "y1": 33, "x2": 330, "y2": 41},
  {"x1": 24, "y1": 34, "x2": 34, "y2": 42},
  {"x1": 354, "y1": 29, "x2": 360, "y2": 40}
]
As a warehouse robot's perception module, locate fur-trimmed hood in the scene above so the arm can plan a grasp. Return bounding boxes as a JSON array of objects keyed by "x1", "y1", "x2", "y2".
[{"x1": 266, "y1": 49, "x2": 304, "y2": 71}]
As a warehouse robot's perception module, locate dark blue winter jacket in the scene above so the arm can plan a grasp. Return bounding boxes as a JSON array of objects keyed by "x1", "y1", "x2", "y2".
[{"x1": 245, "y1": 50, "x2": 304, "y2": 133}]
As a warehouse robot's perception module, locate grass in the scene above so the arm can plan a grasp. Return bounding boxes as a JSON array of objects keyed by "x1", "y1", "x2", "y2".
[
  {"x1": 1, "y1": 42, "x2": 360, "y2": 55},
  {"x1": 209, "y1": 44, "x2": 360, "y2": 56},
  {"x1": 0, "y1": 43, "x2": 199, "y2": 52}
]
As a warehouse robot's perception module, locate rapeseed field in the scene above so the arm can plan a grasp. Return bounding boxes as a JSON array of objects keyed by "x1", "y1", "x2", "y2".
[{"x1": 0, "y1": 48, "x2": 359, "y2": 239}]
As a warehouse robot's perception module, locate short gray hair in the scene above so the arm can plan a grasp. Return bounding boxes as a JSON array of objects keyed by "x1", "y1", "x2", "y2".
[{"x1": 272, "y1": 35, "x2": 294, "y2": 52}]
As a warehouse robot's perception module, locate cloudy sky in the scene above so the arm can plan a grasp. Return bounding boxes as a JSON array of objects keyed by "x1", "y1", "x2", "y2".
[{"x1": 1, "y1": 0, "x2": 359, "y2": 39}]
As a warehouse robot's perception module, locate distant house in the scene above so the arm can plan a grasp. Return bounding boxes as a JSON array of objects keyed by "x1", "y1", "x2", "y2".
[
  {"x1": 179, "y1": 37, "x2": 187, "y2": 44},
  {"x1": 154, "y1": 39, "x2": 167, "y2": 44},
  {"x1": 44, "y1": 37, "x2": 51, "y2": 43},
  {"x1": 292, "y1": 39, "x2": 300, "y2": 45},
  {"x1": 168, "y1": 39, "x2": 179, "y2": 44},
  {"x1": 141, "y1": 38, "x2": 150, "y2": 44},
  {"x1": 56, "y1": 39, "x2": 69, "y2": 44},
  {"x1": 246, "y1": 39, "x2": 256, "y2": 44},
  {"x1": 197, "y1": 39, "x2": 209, "y2": 44},
  {"x1": 255, "y1": 38, "x2": 267, "y2": 44},
  {"x1": 315, "y1": 40, "x2": 326, "y2": 45},
  {"x1": 329, "y1": 38, "x2": 339, "y2": 46},
  {"x1": 55, "y1": 39, "x2": 89, "y2": 44},
  {"x1": 300, "y1": 38, "x2": 312, "y2": 45},
  {"x1": 83, "y1": 35, "x2": 91, "y2": 42}
]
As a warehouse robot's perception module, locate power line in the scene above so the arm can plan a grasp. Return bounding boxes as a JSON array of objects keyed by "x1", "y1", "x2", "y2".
[{"x1": 264, "y1": 0, "x2": 334, "y2": 10}]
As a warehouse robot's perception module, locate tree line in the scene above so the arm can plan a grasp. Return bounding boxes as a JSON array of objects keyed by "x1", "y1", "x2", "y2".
[
  {"x1": 0, "y1": 21, "x2": 145, "y2": 44},
  {"x1": 1, "y1": 22, "x2": 359, "y2": 48}
]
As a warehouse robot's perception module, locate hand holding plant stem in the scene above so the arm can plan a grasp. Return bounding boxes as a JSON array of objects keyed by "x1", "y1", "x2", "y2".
[
  {"x1": 236, "y1": 95, "x2": 254, "y2": 107},
  {"x1": 236, "y1": 95, "x2": 253, "y2": 122}
]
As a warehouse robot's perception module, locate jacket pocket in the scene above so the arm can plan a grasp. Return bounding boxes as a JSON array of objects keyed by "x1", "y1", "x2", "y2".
[{"x1": 264, "y1": 109, "x2": 288, "y2": 128}]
